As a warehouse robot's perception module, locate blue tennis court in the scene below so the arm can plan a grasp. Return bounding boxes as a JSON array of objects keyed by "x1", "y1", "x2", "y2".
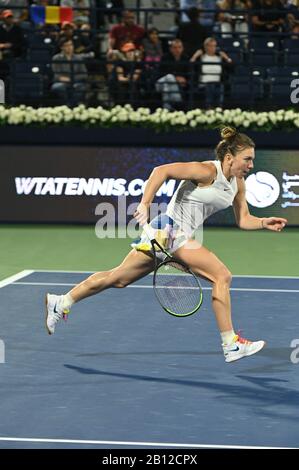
[{"x1": 0, "y1": 270, "x2": 299, "y2": 449}]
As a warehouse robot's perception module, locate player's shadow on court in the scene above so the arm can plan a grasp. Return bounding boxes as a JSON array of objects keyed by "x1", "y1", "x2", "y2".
[
  {"x1": 64, "y1": 362, "x2": 299, "y2": 418},
  {"x1": 241, "y1": 347, "x2": 296, "y2": 373},
  {"x1": 76, "y1": 347, "x2": 294, "y2": 373}
]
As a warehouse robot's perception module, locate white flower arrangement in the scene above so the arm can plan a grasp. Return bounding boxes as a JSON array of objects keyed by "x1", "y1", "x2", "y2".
[{"x1": 0, "y1": 105, "x2": 299, "y2": 131}]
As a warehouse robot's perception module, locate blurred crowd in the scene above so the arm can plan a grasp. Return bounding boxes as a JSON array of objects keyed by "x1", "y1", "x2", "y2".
[{"x1": 1, "y1": 0, "x2": 299, "y2": 109}]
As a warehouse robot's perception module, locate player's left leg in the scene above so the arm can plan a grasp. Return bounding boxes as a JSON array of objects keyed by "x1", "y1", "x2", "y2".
[{"x1": 173, "y1": 240, "x2": 265, "y2": 362}]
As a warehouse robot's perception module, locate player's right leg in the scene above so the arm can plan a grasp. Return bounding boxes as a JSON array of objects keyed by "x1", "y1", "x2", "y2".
[{"x1": 45, "y1": 250, "x2": 154, "y2": 335}]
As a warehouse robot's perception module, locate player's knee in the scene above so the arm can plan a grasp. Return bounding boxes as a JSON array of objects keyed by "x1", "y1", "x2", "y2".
[
  {"x1": 84, "y1": 270, "x2": 114, "y2": 292},
  {"x1": 215, "y1": 267, "x2": 232, "y2": 286},
  {"x1": 108, "y1": 266, "x2": 131, "y2": 288},
  {"x1": 84, "y1": 277, "x2": 103, "y2": 293},
  {"x1": 112, "y1": 278, "x2": 128, "y2": 288}
]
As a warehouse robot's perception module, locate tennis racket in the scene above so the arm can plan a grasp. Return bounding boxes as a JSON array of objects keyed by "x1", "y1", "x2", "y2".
[{"x1": 142, "y1": 223, "x2": 203, "y2": 317}]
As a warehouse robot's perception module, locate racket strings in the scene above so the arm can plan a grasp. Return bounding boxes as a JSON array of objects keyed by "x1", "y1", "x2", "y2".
[{"x1": 154, "y1": 261, "x2": 202, "y2": 316}]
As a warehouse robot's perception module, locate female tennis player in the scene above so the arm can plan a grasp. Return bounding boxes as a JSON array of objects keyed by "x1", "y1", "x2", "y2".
[{"x1": 45, "y1": 127, "x2": 287, "y2": 363}]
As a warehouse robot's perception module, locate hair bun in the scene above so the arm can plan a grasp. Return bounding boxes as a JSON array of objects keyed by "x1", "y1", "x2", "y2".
[{"x1": 220, "y1": 126, "x2": 237, "y2": 140}]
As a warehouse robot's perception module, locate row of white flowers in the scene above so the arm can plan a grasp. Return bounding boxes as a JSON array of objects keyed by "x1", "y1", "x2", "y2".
[{"x1": 1, "y1": 104, "x2": 299, "y2": 131}]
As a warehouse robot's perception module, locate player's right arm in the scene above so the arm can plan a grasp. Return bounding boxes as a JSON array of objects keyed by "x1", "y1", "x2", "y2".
[{"x1": 134, "y1": 162, "x2": 215, "y2": 224}]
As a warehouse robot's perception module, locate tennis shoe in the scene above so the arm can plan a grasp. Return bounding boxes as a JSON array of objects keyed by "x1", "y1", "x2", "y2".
[
  {"x1": 223, "y1": 334, "x2": 265, "y2": 363},
  {"x1": 45, "y1": 294, "x2": 69, "y2": 335}
]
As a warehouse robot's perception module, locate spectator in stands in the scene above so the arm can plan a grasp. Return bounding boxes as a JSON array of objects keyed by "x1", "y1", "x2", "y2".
[
  {"x1": 177, "y1": 7, "x2": 208, "y2": 58},
  {"x1": 156, "y1": 38, "x2": 190, "y2": 110},
  {"x1": 60, "y1": 21, "x2": 95, "y2": 57},
  {"x1": 59, "y1": 21, "x2": 82, "y2": 52},
  {"x1": 0, "y1": 9, "x2": 25, "y2": 60},
  {"x1": 107, "y1": 10, "x2": 145, "y2": 54},
  {"x1": 286, "y1": 0, "x2": 299, "y2": 30},
  {"x1": 0, "y1": 0, "x2": 28, "y2": 24},
  {"x1": 141, "y1": 28, "x2": 163, "y2": 104},
  {"x1": 191, "y1": 36, "x2": 233, "y2": 108},
  {"x1": 76, "y1": 23, "x2": 97, "y2": 72},
  {"x1": 251, "y1": 0, "x2": 286, "y2": 32},
  {"x1": 77, "y1": 23, "x2": 97, "y2": 54},
  {"x1": 215, "y1": 0, "x2": 251, "y2": 37},
  {"x1": 111, "y1": 41, "x2": 142, "y2": 106},
  {"x1": 290, "y1": 21, "x2": 299, "y2": 37},
  {"x1": 142, "y1": 27, "x2": 163, "y2": 65},
  {"x1": 51, "y1": 37, "x2": 88, "y2": 106}
]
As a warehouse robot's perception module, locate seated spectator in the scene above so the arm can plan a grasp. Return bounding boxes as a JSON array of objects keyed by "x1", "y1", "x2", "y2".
[
  {"x1": 142, "y1": 28, "x2": 163, "y2": 65},
  {"x1": 51, "y1": 38, "x2": 88, "y2": 106},
  {"x1": 76, "y1": 23, "x2": 96, "y2": 55},
  {"x1": 290, "y1": 21, "x2": 299, "y2": 37},
  {"x1": 141, "y1": 28, "x2": 163, "y2": 98},
  {"x1": 111, "y1": 41, "x2": 142, "y2": 106},
  {"x1": 251, "y1": 0, "x2": 286, "y2": 32},
  {"x1": 59, "y1": 21, "x2": 95, "y2": 59},
  {"x1": 59, "y1": 21, "x2": 81, "y2": 53},
  {"x1": 0, "y1": 0, "x2": 28, "y2": 24},
  {"x1": 191, "y1": 36, "x2": 233, "y2": 108},
  {"x1": 177, "y1": 7, "x2": 208, "y2": 58},
  {"x1": 75, "y1": 23, "x2": 97, "y2": 73},
  {"x1": 286, "y1": 0, "x2": 299, "y2": 30},
  {"x1": 0, "y1": 9, "x2": 25, "y2": 61},
  {"x1": 216, "y1": 0, "x2": 251, "y2": 37},
  {"x1": 107, "y1": 10, "x2": 145, "y2": 55},
  {"x1": 156, "y1": 39, "x2": 190, "y2": 110}
]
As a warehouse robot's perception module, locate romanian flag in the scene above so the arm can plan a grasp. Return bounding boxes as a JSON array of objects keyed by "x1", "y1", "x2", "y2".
[{"x1": 30, "y1": 6, "x2": 73, "y2": 25}]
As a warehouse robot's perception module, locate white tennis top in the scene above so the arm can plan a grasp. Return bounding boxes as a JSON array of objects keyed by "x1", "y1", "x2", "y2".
[
  {"x1": 166, "y1": 160, "x2": 238, "y2": 236},
  {"x1": 200, "y1": 55, "x2": 222, "y2": 83}
]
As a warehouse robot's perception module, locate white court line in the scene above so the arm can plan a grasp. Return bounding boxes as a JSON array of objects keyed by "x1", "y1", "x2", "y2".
[
  {"x1": 11, "y1": 282, "x2": 299, "y2": 293},
  {"x1": 0, "y1": 437, "x2": 294, "y2": 449},
  {"x1": 32, "y1": 270, "x2": 299, "y2": 279},
  {"x1": 232, "y1": 275, "x2": 299, "y2": 279},
  {"x1": 0, "y1": 270, "x2": 34, "y2": 289}
]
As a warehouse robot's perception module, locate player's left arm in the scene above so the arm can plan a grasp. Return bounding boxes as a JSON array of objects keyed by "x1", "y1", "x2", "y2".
[{"x1": 233, "y1": 178, "x2": 288, "y2": 231}]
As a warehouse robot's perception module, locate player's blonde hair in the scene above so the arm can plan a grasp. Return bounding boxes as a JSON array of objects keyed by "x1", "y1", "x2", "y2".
[{"x1": 215, "y1": 126, "x2": 255, "y2": 162}]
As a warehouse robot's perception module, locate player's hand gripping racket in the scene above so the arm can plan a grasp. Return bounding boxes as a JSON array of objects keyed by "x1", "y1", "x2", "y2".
[{"x1": 142, "y1": 223, "x2": 203, "y2": 317}]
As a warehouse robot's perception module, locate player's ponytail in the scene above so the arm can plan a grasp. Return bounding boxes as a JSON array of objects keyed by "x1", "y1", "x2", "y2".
[{"x1": 220, "y1": 126, "x2": 237, "y2": 140}]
